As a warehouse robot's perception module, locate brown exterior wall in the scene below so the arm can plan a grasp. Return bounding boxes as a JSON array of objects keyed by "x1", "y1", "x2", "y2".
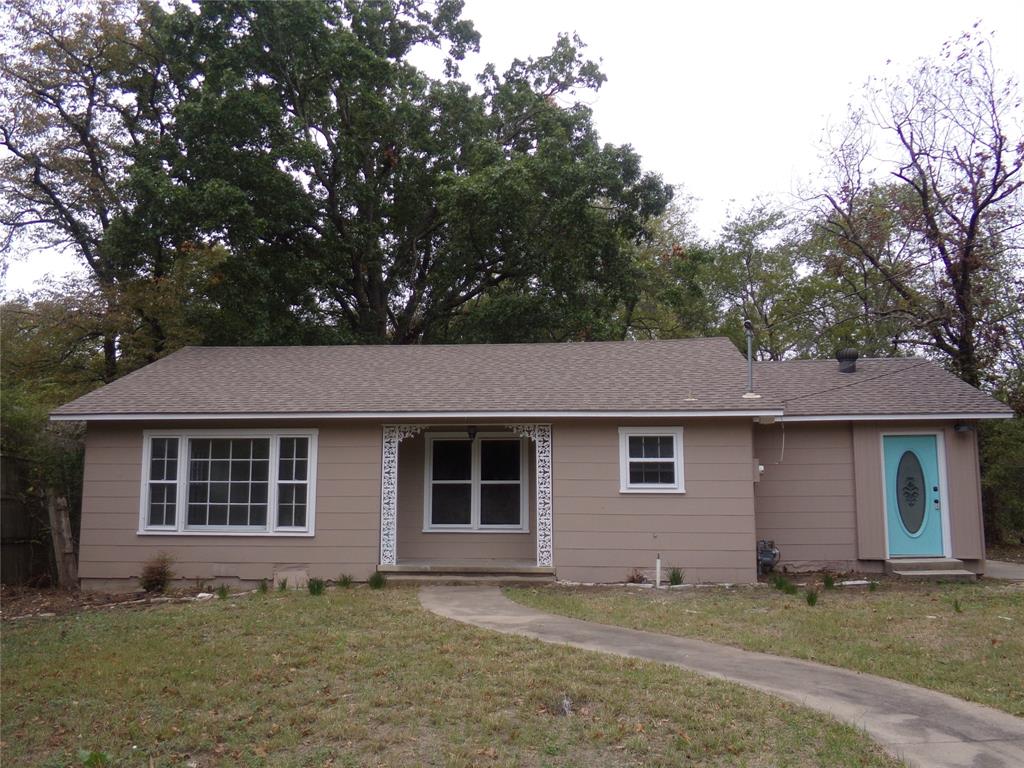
[
  {"x1": 78, "y1": 421, "x2": 382, "y2": 590},
  {"x1": 551, "y1": 419, "x2": 758, "y2": 584},
  {"x1": 396, "y1": 430, "x2": 536, "y2": 563},
  {"x1": 753, "y1": 423, "x2": 858, "y2": 569},
  {"x1": 753, "y1": 421, "x2": 986, "y2": 573}
]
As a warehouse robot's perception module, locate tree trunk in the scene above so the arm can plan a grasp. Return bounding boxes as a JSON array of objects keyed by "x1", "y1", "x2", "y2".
[{"x1": 46, "y1": 490, "x2": 78, "y2": 589}]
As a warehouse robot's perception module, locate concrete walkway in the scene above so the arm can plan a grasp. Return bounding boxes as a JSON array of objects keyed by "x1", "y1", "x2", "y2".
[
  {"x1": 986, "y1": 559, "x2": 1024, "y2": 581},
  {"x1": 420, "y1": 586, "x2": 1024, "y2": 768}
]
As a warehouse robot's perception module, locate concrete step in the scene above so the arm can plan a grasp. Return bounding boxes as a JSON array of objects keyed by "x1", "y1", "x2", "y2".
[
  {"x1": 382, "y1": 573, "x2": 556, "y2": 586},
  {"x1": 884, "y1": 558, "x2": 965, "y2": 574},
  {"x1": 889, "y1": 569, "x2": 977, "y2": 583}
]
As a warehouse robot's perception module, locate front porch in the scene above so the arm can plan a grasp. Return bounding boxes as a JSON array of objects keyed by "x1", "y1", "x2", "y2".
[{"x1": 379, "y1": 423, "x2": 553, "y2": 572}]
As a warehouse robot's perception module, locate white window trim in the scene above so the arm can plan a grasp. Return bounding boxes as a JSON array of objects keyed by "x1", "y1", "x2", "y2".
[
  {"x1": 138, "y1": 428, "x2": 318, "y2": 536},
  {"x1": 618, "y1": 426, "x2": 685, "y2": 494},
  {"x1": 423, "y1": 431, "x2": 529, "y2": 533}
]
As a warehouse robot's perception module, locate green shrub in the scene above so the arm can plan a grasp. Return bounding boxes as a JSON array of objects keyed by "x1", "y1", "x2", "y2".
[
  {"x1": 257, "y1": 579, "x2": 269, "y2": 594},
  {"x1": 139, "y1": 553, "x2": 174, "y2": 593},
  {"x1": 668, "y1": 567, "x2": 684, "y2": 586},
  {"x1": 77, "y1": 749, "x2": 111, "y2": 767},
  {"x1": 338, "y1": 573, "x2": 353, "y2": 588},
  {"x1": 868, "y1": 581, "x2": 879, "y2": 592},
  {"x1": 822, "y1": 573, "x2": 836, "y2": 590},
  {"x1": 277, "y1": 578, "x2": 288, "y2": 592},
  {"x1": 368, "y1": 571, "x2": 386, "y2": 589},
  {"x1": 216, "y1": 584, "x2": 230, "y2": 600},
  {"x1": 953, "y1": 598, "x2": 963, "y2": 613},
  {"x1": 805, "y1": 589, "x2": 819, "y2": 606},
  {"x1": 307, "y1": 577, "x2": 326, "y2": 596}
]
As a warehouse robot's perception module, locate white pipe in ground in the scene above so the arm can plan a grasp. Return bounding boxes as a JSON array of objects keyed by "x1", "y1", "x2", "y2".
[{"x1": 655, "y1": 554, "x2": 662, "y2": 588}]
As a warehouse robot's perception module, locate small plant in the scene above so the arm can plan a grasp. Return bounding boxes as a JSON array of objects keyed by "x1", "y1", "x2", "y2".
[
  {"x1": 868, "y1": 581, "x2": 879, "y2": 592},
  {"x1": 822, "y1": 573, "x2": 836, "y2": 590},
  {"x1": 626, "y1": 568, "x2": 648, "y2": 584},
  {"x1": 277, "y1": 577, "x2": 288, "y2": 592},
  {"x1": 668, "y1": 567, "x2": 684, "y2": 586},
  {"x1": 953, "y1": 598, "x2": 963, "y2": 613},
  {"x1": 368, "y1": 571, "x2": 387, "y2": 589},
  {"x1": 338, "y1": 573, "x2": 353, "y2": 588},
  {"x1": 308, "y1": 577, "x2": 326, "y2": 596},
  {"x1": 257, "y1": 579, "x2": 269, "y2": 594},
  {"x1": 139, "y1": 553, "x2": 174, "y2": 593},
  {"x1": 77, "y1": 749, "x2": 111, "y2": 767},
  {"x1": 805, "y1": 589, "x2": 819, "y2": 606},
  {"x1": 771, "y1": 574, "x2": 797, "y2": 595},
  {"x1": 216, "y1": 584, "x2": 230, "y2": 600}
]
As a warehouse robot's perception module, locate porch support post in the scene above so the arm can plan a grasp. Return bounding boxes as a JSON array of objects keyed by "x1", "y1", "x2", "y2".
[
  {"x1": 511, "y1": 423, "x2": 553, "y2": 567},
  {"x1": 380, "y1": 424, "x2": 425, "y2": 566}
]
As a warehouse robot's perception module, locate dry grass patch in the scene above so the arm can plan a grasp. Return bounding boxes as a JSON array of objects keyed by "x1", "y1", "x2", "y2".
[
  {"x1": 1, "y1": 586, "x2": 903, "y2": 767},
  {"x1": 508, "y1": 579, "x2": 1024, "y2": 715}
]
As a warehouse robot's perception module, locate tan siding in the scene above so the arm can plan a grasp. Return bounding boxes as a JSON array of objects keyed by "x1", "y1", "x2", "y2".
[
  {"x1": 78, "y1": 422, "x2": 382, "y2": 589},
  {"x1": 395, "y1": 431, "x2": 536, "y2": 563},
  {"x1": 944, "y1": 425, "x2": 984, "y2": 560},
  {"x1": 552, "y1": 420, "x2": 757, "y2": 584},
  {"x1": 753, "y1": 423, "x2": 858, "y2": 569},
  {"x1": 852, "y1": 424, "x2": 887, "y2": 559}
]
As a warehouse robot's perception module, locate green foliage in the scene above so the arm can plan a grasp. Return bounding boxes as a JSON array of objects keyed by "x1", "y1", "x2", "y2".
[
  {"x1": 139, "y1": 553, "x2": 174, "y2": 593},
  {"x1": 216, "y1": 584, "x2": 230, "y2": 600},
  {"x1": 338, "y1": 574, "x2": 353, "y2": 588},
  {"x1": 669, "y1": 568, "x2": 684, "y2": 586},
  {"x1": 805, "y1": 589, "x2": 819, "y2": 607},
  {"x1": 277, "y1": 578, "x2": 288, "y2": 592},
  {"x1": 307, "y1": 578, "x2": 326, "y2": 596},
  {"x1": 868, "y1": 582, "x2": 879, "y2": 593},
  {"x1": 368, "y1": 571, "x2": 387, "y2": 590},
  {"x1": 257, "y1": 579, "x2": 269, "y2": 595},
  {"x1": 953, "y1": 599, "x2": 963, "y2": 614},
  {"x1": 980, "y1": 418, "x2": 1024, "y2": 543},
  {"x1": 76, "y1": 749, "x2": 111, "y2": 767},
  {"x1": 771, "y1": 575, "x2": 798, "y2": 595},
  {"x1": 822, "y1": 574, "x2": 836, "y2": 590}
]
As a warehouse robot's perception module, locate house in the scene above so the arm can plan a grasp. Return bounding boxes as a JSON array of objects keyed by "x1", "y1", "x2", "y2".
[{"x1": 51, "y1": 338, "x2": 1013, "y2": 589}]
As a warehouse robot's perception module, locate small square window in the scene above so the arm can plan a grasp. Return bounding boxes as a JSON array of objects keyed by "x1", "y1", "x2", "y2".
[{"x1": 618, "y1": 428, "x2": 684, "y2": 493}]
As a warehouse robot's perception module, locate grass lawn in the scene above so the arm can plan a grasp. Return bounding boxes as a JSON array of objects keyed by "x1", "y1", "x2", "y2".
[
  {"x1": 0, "y1": 587, "x2": 903, "y2": 768},
  {"x1": 507, "y1": 579, "x2": 1024, "y2": 716}
]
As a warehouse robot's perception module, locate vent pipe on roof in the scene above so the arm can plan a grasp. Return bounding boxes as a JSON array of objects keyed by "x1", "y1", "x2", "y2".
[
  {"x1": 742, "y1": 319, "x2": 761, "y2": 399},
  {"x1": 837, "y1": 348, "x2": 859, "y2": 373}
]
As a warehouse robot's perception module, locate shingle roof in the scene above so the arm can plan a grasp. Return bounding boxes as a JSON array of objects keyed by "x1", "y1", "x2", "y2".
[
  {"x1": 754, "y1": 358, "x2": 1012, "y2": 417},
  {"x1": 52, "y1": 338, "x2": 781, "y2": 417},
  {"x1": 51, "y1": 340, "x2": 1011, "y2": 420}
]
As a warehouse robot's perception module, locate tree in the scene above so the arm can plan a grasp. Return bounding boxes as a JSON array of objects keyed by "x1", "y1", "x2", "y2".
[
  {"x1": 814, "y1": 27, "x2": 1023, "y2": 388},
  {"x1": 139, "y1": 0, "x2": 671, "y2": 344},
  {"x1": 0, "y1": 0, "x2": 166, "y2": 377}
]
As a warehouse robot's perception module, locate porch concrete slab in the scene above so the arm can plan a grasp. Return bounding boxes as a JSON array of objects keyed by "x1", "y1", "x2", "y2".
[
  {"x1": 420, "y1": 586, "x2": 1024, "y2": 768},
  {"x1": 985, "y1": 560, "x2": 1024, "y2": 581}
]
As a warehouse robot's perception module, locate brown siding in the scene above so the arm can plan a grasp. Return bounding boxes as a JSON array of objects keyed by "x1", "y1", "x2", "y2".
[
  {"x1": 78, "y1": 422, "x2": 381, "y2": 589},
  {"x1": 753, "y1": 421, "x2": 986, "y2": 571},
  {"x1": 552, "y1": 420, "x2": 757, "y2": 584},
  {"x1": 754, "y1": 423, "x2": 858, "y2": 568},
  {"x1": 395, "y1": 430, "x2": 536, "y2": 563}
]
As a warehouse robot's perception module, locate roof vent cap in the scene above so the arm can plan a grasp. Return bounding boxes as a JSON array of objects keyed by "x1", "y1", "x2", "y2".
[{"x1": 836, "y1": 348, "x2": 859, "y2": 373}]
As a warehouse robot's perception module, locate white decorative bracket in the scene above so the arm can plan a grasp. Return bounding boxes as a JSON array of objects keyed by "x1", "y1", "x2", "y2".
[
  {"x1": 379, "y1": 424, "x2": 425, "y2": 566},
  {"x1": 511, "y1": 423, "x2": 553, "y2": 568}
]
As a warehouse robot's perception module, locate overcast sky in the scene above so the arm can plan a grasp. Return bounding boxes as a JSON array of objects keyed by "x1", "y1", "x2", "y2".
[{"x1": 3, "y1": 0, "x2": 1022, "y2": 296}]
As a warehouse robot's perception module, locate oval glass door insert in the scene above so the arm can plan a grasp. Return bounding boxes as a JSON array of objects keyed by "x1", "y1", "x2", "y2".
[{"x1": 896, "y1": 451, "x2": 926, "y2": 534}]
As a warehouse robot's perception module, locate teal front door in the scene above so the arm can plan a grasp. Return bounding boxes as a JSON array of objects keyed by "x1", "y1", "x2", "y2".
[{"x1": 883, "y1": 434, "x2": 945, "y2": 557}]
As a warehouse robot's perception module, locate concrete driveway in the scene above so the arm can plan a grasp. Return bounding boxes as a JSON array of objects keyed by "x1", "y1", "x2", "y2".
[
  {"x1": 986, "y1": 559, "x2": 1024, "y2": 580},
  {"x1": 421, "y1": 586, "x2": 1024, "y2": 768}
]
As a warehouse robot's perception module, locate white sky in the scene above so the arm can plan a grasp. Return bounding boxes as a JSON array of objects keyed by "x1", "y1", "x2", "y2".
[{"x1": 4, "y1": 0, "x2": 1022, "y2": 297}]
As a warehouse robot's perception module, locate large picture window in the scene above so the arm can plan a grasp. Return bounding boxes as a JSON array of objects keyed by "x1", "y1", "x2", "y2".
[
  {"x1": 140, "y1": 430, "x2": 317, "y2": 535},
  {"x1": 425, "y1": 434, "x2": 528, "y2": 532},
  {"x1": 618, "y1": 427, "x2": 685, "y2": 493}
]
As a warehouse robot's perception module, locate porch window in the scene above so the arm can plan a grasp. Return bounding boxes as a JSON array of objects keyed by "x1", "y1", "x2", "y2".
[
  {"x1": 139, "y1": 430, "x2": 317, "y2": 535},
  {"x1": 425, "y1": 434, "x2": 528, "y2": 531},
  {"x1": 618, "y1": 427, "x2": 685, "y2": 493}
]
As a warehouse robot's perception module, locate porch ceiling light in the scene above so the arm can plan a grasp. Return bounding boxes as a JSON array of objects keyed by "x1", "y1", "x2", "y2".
[{"x1": 467, "y1": 425, "x2": 478, "y2": 441}]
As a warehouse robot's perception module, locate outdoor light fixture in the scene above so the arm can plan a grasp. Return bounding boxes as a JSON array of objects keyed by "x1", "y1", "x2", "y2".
[
  {"x1": 467, "y1": 425, "x2": 478, "y2": 441},
  {"x1": 953, "y1": 423, "x2": 976, "y2": 433}
]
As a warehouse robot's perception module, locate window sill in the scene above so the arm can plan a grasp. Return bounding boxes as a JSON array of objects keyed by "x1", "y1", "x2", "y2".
[
  {"x1": 618, "y1": 486, "x2": 686, "y2": 495},
  {"x1": 137, "y1": 529, "x2": 315, "y2": 537},
  {"x1": 422, "y1": 527, "x2": 530, "y2": 534}
]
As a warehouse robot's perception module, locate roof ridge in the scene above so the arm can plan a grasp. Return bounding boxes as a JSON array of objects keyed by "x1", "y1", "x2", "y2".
[{"x1": 779, "y1": 360, "x2": 933, "y2": 404}]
